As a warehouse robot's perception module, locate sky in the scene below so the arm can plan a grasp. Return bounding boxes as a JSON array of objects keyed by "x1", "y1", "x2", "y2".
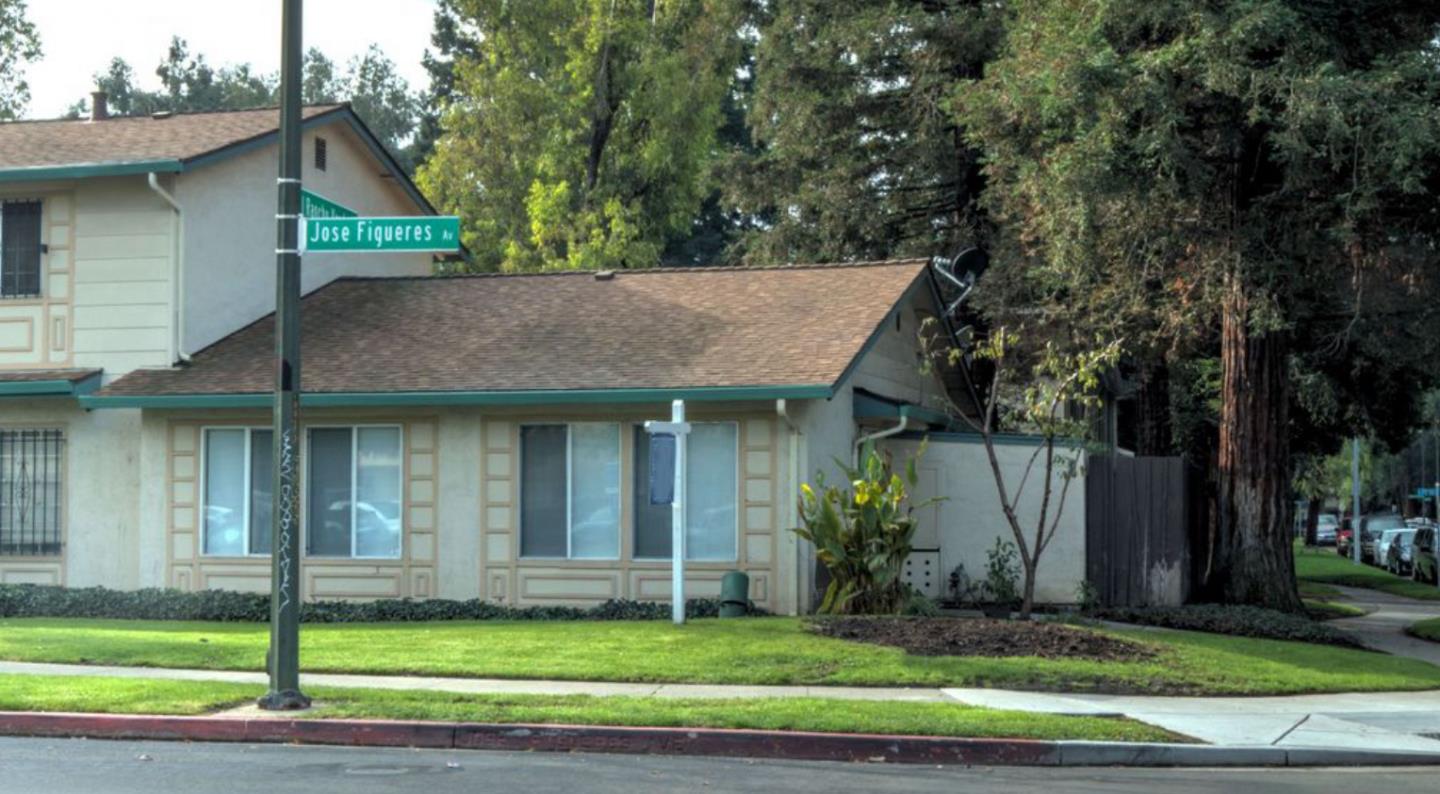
[{"x1": 22, "y1": 0, "x2": 438, "y2": 119}]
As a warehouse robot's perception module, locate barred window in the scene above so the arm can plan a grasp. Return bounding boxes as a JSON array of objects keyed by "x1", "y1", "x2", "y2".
[
  {"x1": 0, "y1": 201, "x2": 42, "y2": 298},
  {"x1": 0, "y1": 429, "x2": 64, "y2": 556}
]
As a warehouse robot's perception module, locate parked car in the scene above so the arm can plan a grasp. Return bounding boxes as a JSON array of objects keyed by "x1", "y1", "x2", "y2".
[
  {"x1": 1361, "y1": 514, "x2": 1406, "y2": 564},
  {"x1": 1414, "y1": 527, "x2": 1438, "y2": 584},
  {"x1": 1316, "y1": 513, "x2": 1339, "y2": 546},
  {"x1": 1386, "y1": 529, "x2": 1418, "y2": 576},
  {"x1": 1376, "y1": 527, "x2": 1412, "y2": 571},
  {"x1": 1337, "y1": 528, "x2": 1353, "y2": 558}
]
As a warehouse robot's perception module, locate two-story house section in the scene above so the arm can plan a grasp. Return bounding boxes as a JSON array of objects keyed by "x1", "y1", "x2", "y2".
[{"x1": 0, "y1": 96, "x2": 435, "y2": 588}]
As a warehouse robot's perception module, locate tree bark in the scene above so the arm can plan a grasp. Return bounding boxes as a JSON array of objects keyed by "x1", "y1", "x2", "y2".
[
  {"x1": 1304, "y1": 495, "x2": 1321, "y2": 547},
  {"x1": 1212, "y1": 280, "x2": 1303, "y2": 612},
  {"x1": 1135, "y1": 359, "x2": 1173, "y2": 456}
]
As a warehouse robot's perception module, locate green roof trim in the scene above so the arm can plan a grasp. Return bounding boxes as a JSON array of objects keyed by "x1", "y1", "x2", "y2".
[
  {"x1": 0, "y1": 158, "x2": 183, "y2": 183},
  {"x1": 80, "y1": 384, "x2": 835, "y2": 410},
  {"x1": 893, "y1": 430, "x2": 1083, "y2": 448},
  {"x1": 0, "y1": 372, "x2": 102, "y2": 398}
]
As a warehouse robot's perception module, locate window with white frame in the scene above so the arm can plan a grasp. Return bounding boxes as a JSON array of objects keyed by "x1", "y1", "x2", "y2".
[
  {"x1": 306, "y1": 426, "x2": 403, "y2": 559},
  {"x1": 633, "y1": 422, "x2": 738, "y2": 561},
  {"x1": 519, "y1": 423, "x2": 621, "y2": 559},
  {"x1": 201, "y1": 427, "x2": 273, "y2": 556}
]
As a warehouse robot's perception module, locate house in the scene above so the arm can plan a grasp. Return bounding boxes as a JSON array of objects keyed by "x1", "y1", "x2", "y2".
[{"x1": 0, "y1": 99, "x2": 1092, "y2": 614}]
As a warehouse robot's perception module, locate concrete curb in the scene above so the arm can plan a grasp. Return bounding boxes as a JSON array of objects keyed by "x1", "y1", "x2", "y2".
[{"x1": 2, "y1": 712, "x2": 1439, "y2": 767}]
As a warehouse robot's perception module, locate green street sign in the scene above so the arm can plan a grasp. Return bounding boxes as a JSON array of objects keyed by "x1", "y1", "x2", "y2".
[
  {"x1": 299, "y1": 188, "x2": 356, "y2": 219},
  {"x1": 303, "y1": 216, "x2": 461, "y2": 253}
]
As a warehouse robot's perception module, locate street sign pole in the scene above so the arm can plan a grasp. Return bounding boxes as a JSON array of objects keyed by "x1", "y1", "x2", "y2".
[
  {"x1": 644, "y1": 400, "x2": 690, "y2": 625},
  {"x1": 258, "y1": 0, "x2": 309, "y2": 711}
]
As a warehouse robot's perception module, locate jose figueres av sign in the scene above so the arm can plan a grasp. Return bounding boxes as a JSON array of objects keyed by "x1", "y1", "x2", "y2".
[{"x1": 302, "y1": 215, "x2": 462, "y2": 253}]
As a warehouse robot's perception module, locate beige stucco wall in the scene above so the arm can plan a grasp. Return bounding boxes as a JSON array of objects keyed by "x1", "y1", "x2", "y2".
[
  {"x1": 0, "y1": 399, "x2": 145, "y2": 588},
  {"x1": 176, "y1": 120, "x2": 433, "y2": 355},
  {"x1": 882, "y1": 436, "x2": 1087, "y2": 605},
  {"x1": 140, "y1": 403, "x2": 797, "y2": 612},
  {"x1": 0, "y1": 177, "x2": 177, "y2": 376}
]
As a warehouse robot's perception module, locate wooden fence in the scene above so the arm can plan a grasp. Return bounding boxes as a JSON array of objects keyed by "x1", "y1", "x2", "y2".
[{"x1": 1085, "y1": 454, "x2": 1201, "y2": 607}]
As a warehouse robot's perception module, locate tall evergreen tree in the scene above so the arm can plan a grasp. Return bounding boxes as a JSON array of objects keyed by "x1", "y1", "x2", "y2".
[
  {"x1": 418, "y1": 0, "x2": 745, "y2": 271},
  {"x1": 731, "y1": 0, "x2": 1002, "y2": 264},
  {"x1": 959, "y1": 0, "x2": 1440, "y2": 610}
]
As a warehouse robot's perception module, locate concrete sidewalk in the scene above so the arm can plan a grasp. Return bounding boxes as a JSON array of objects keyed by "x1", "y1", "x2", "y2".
[
  {"x1": 1327, "y1": 584, "x2": 1440, "y2": 665},
  {"x1": 6, "y1": 658, "x2": 1440, "y2": 754}
]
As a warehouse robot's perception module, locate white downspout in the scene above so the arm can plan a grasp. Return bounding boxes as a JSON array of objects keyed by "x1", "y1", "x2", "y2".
[
  {"x1": 776, "y1": 399, "x2": 805, "y2": 614},
  {"x1": 853, "y1": 411, "x2": 910, "y2": 466},
  {"x1": 147, "y1": 173, "x2": 189, "y2": 364}
]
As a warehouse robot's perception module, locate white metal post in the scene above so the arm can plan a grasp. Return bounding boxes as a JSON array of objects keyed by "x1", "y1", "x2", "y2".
[
  {"x1": 671, "y1": 399, "x2": 687, "y2": 625},
  {"x1": 1351, "y1": 437, "x2": 1362, "y2": 566}
]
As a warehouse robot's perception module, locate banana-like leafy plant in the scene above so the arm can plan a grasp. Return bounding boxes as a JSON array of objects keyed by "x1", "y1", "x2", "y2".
[{"x1": 794, "y1": 442, "x2": 934, "y2": 615}]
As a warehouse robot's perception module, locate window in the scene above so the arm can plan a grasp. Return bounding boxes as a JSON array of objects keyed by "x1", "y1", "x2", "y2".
[
  {"x1": 306, "y1": 426, "x2": 402, "y2": 559},
  {"x1": 634, "y1": 422, "x2": 738, "y2": 561},
  {"x1": 0, "y1": 429, "x2": 63, "y2": 556},
  {"x1": 314, "y1": 137, "x2": 327, "y2": 171},
  {"x1": 201, "y1": 428, "x2": 273, "y2": 556},
  {"x1": 1, "y1": 201, "x2": 42, "y2": 298},
  {"x1": 520, "y1": 423, "x2": 620, "y2": 559}
]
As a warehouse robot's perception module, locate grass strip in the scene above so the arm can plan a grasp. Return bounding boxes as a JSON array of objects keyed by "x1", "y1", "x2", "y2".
[{"x1": 2, "y1": 615, "x2": 1438, "y2": 696}]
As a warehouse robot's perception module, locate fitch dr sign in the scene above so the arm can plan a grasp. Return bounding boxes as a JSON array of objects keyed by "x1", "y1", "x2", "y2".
[{"x1": 303, "y1": 216, "x2": 461, "y2": 252}]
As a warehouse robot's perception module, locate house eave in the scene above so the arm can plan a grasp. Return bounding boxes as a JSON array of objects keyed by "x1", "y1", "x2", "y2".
[{"x1": 79, "y1": 384, "x2": 837, "y2": 410}]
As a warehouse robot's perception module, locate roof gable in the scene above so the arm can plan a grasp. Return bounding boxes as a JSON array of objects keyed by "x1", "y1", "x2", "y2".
[
  {"x1": 0, "y1": 104, "x2": 433, "y2": 214},
  {"x1": 91, "y1": 260, "x2": 933, "y2": 406}
]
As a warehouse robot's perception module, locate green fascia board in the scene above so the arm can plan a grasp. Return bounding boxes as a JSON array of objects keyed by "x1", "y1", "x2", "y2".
[
  {"x1": 0, "y1": 158, "x2": 183, "y2": 183},
  {"x1": 80, "y1": 384, "x2": 835, "y2": 410},
  {"x1": 894, "y1": 429, "x2": 1082, "y2": 448},
  {"x1": 854, "y1": 391, "x2": 960, "y2": 430},
  {"x1": 0, "y1": 371, "x2": 103, "y2": 398}
]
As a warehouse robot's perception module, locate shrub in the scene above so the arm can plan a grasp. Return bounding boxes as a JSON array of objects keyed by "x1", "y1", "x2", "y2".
[
  {"x1": 794, "y1": 442, "x2": 933, "y2": 614},
  {"x1": 1088, "y1": 603, "x2": 1363, "y2": 648},
  {"x1": 0, "y1": 585, "x2": 764, "y2": 623}
]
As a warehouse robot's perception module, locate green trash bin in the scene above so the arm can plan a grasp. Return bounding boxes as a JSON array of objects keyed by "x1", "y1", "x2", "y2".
[{"x1": 719, "y1": 570, "x2": 750, "y2": 618}]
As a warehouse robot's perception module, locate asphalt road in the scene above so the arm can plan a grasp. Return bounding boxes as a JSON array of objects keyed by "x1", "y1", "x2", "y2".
[{"x1": 0, "y1": 737, "x2": 1434, "y2": 793}]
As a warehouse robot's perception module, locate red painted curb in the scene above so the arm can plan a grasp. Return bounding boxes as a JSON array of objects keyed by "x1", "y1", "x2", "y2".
[{"x1": 0, "y1": 711, "x2": 1060, "y2": 765}]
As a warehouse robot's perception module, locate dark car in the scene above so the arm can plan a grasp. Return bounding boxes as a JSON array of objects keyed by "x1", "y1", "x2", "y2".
[
  {"x1": 1385, "y1": 529, "x2": 1418, "y2": 576},
  {"x1": 1414, "y1": 527, "x2": 1438, "y2": 585},
  {"x1": 1359, "y1": 514, "x2": 1406, "y2": 564},
  {"x1": 1337, "y1": 529, "x2": 1353, "y2": 558}
]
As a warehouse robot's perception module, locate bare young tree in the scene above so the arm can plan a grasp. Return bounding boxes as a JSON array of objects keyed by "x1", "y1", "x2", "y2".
[{"x1": 923, "y1": 322, "x2": 1121, "y2": 617}]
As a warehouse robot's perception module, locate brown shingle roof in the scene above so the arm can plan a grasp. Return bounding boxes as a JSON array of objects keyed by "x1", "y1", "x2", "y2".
[
  {"x1": 0, "y1": 105, "x2": 343, "y2": 171},
  {"x1": 98, "y1": 260, "x2": 930, "y2": 398},
  {"x1": 0, "y1": 369, "x2": 100, "y2": 384}
]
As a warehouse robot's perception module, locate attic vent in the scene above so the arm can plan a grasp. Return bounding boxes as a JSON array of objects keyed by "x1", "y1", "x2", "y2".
[
  {"x1": 314, "y1": 136, "x2": 327, "y2": 171},
  {"x1": 594, "y1": 270, "x2": 615, "y2": 281}
]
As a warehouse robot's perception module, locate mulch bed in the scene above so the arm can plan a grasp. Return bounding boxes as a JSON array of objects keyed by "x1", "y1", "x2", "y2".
[{"x1": 810, "y1": 616, "x2": 1158, "y2": 662}]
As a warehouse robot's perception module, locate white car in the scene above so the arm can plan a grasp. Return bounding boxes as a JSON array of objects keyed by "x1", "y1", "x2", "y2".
[{"x1": 1316, "y1": 514, "x2": 1339, "y2": 545}]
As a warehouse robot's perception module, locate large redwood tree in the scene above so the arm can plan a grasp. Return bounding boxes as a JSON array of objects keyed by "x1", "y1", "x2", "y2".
[{"x1": 958, "y1": 0, "x2": 1440, "y2": 610}]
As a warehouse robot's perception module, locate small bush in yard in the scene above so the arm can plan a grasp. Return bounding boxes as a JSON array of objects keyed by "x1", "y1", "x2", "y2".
[
  {"x1": 0, "y1": 585, "x2": 764, "y2": 623},
  {"x1": 1088, "y1": 604, "x2": 1363, "y2": 649}
]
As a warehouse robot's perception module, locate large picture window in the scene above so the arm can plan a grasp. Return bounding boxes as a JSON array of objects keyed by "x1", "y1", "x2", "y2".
[
  {"x1": 0, "y1": 429, "x2": 63, "y2": 556},
  {"x1": 520, "y1": 423, "x2": 620, "y2": 559},
  {"x1": 633, "y1": 422, "x2": 738, "y2": 561},
  {"x1": 0, "y1": 200, "x2": 42, "y2": 298},
  {"x1": 306, "y1": 426, "x2": 403, "y2": 559},
  {"x1": 201, "y1": 427, "x2": 273, "y2": 556}
]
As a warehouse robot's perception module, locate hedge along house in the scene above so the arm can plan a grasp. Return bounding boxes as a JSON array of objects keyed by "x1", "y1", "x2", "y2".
[
  {"x1": 0, "y1": 98, "x2": 437, "y2": 589},
  {"x1": 77, "y1": 260, "x2": 983, "y2": 614}
]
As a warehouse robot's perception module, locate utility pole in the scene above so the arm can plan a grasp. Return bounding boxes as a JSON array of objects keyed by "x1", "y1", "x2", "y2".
[
  {"x1": 644, "y1": 400, "x2": 690, "y2": 625},
  {"x1": 258, "y1": 0, "x2": 309, "y2": 711},
  {"x1": 1351, "y1": 437, "x2": 1363, "y2": 566}
]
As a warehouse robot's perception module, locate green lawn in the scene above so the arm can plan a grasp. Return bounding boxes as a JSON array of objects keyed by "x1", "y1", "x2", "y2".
[
  {"x1": 1294, "y1": 543, "x2": 1440, "y2": 600},
  {"x1": 0, "y1": 674, "x2": 1175, "y2": 743},
  {"x1": 1411, "y1": 618, "x2": 1440, "y2": 643},
  {"x1": 2, "y1": 616, "x2": 1438, "y2": 696}
]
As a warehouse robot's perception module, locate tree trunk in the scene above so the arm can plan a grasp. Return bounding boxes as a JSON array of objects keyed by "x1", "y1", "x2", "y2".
[
  {"x1": 1212, "y1": 281, "x2": 1303, "y2": 612},
  {"x1": 1135, "y1": 359, "x2": 1173, "y2": 456},
  {"x1": 1304, "y1": 496, "x2": 1321, "y2": 547},
  {"x1": 1019, "y1": 557, "x2": 1036, "y2": 619}
]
